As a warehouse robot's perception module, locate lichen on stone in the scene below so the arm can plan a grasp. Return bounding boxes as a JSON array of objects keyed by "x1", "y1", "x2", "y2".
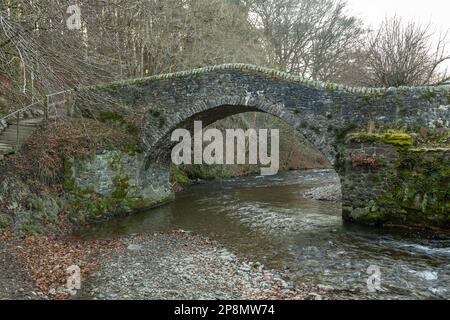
[
  {"x1": 345, "y1": 132, "x2": 380, "y2": 144},
  {"x1": 380, "y1": 130, "x2": 413, "y2": 146},
  {"x1": 345, "y1": 130, "x2": 413, "y2": 147},
  {"x1": 77, "y1": 63, "x2": 450, "y2": 96}
]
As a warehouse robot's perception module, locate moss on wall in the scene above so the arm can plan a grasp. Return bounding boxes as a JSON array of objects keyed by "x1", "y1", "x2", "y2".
[
  {"x1": 421, "y1": 90, "x2": 438, "y2": 101},
  {"x1": 340, "y1": 135, "x2": 450, "y2": 230},
  {"x1": 346, "y1": 130, "x2": 413, "y2": 147},
  {"x1": 66, "y1": 179, "x2": 174, "y2": 225},
  {"x1": 372, "y1": 149, "x2": 450, "y2": 228},
  {"x1": 381, "y1": 130, "x2": 413, "y2": 146},
  {"x1": 64, "y1": 150, "x2": 174, "y2": 225},
  {"x1": 0, "y1": 214, "x2": 13, "y2": 233}
]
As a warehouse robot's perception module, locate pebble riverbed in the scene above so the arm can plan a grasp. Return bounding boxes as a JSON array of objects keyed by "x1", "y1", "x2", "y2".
[{"x1": 76, "y1": 231, "x2": 325, "y2": 300}]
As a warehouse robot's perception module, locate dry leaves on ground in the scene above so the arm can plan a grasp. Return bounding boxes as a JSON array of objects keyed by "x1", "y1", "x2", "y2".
[{"x1": 10, "y1": 235, "x2": 123, "y2": 299}]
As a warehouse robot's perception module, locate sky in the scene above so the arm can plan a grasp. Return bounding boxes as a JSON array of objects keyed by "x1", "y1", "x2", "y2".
[
  {"x1": 345, "y1": 0, "x2": 450, "y2": 32},
  {"x1": 345, "y1": 0, "x2": 450, "y2": 69}
]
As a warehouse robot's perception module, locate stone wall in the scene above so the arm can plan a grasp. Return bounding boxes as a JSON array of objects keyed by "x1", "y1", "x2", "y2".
[
  {"x1": 338, "y1": 137, "x2": 450, "y2": 229},
  {"x1": 75, "y1": 64, "x2": 450, "y2": 165},
  {"x1": 64, "y1": 150, "x2": 173, "y2": 224},
  {"x1": 0, "y1": 177, "x2": 63, "y2": 234}
]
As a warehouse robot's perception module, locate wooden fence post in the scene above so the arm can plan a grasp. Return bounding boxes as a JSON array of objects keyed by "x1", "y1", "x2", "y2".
[
  {"x1": 66, "y1": 90, "x2": 73, "y2": 118},
  {"x1": 16, "y1": 112, "x2": 20, "y2": 150},
  {"x1": 44, "y1": 95, "x2": 49, "y2": 121}
]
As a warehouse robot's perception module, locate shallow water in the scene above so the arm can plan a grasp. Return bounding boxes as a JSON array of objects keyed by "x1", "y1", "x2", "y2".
[{"x1": 76, "y1": 169, "x2": 450, "y2": 300}]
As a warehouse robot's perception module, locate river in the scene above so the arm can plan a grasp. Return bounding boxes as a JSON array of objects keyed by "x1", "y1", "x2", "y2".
[{"x1": 76, "y1": 169, "x2": 450, "y2": 300}]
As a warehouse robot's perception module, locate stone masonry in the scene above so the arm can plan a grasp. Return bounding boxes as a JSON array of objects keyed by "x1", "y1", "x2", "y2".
[{"x1": 72, "y1": 64, "x2": 450, "y2": 228}]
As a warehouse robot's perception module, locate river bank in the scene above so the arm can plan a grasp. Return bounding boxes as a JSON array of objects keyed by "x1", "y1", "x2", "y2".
[
  {"x1": 0, "y1": 169, "x2": 336, "y2": 301},
  {"x1": 0, "y1": 241, "x2": 39, "y2": 300},
  {"x1": 0, "y1": 232, "x2": 123, "y2": 300},
  {"x1": 76, "y1": 231, "x2": 325, "y2": 300},
  {"x1": 0, "y1": 230, "x2": 325, "y2": 300},
  {"x1": 1, "y1": 170, "x2": 449, "y2": 300}
]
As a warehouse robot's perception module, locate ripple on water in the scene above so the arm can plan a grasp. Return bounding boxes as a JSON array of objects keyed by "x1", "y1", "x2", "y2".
[
  {"x1": 227, "y1": 203, "x2": 341, "y2": 235},
  {"x1": 75, "y1": 169, "x2": 450, "y2": 300}
]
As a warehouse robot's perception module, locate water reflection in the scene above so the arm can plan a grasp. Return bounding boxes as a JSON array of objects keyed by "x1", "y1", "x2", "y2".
[{"x1": 76, "y1": 169, "x2": 450, "y2": 300}]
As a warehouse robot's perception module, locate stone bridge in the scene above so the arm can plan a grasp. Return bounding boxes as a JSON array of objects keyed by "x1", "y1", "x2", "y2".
[{"x1": 71, "y1": 64, "x2": 450, "y2": 229}]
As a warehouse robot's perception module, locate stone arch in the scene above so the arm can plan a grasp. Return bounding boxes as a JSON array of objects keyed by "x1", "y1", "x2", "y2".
[
  {"x1": 143, "y1": 95, "x2": 332, "y2": 168},
  {"x1": 73, "y1": 64, "x2": 450, "y2": 228}
]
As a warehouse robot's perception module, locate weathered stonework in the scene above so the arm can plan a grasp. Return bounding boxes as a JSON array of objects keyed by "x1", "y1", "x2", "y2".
[
  {"x1": 65, "y1": 150, "x2": 173, "y2": 224},
  {"x1": 0, "y1": 177, "x2": 63, "y2": 234},
  {"x1": 75, "y1": 64, "x2": 450, "y2": 163},
  {"x1": 338, "y1": 139, "x2": 449, "y2": 229},
  {"x1": 72, "y1": 64, "x2": 450, "y2": 229}
]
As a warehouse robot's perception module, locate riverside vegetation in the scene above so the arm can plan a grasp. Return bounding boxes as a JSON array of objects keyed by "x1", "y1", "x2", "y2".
[
  {"x1": 0, "y1": 0, "x2": 449, "y2": 301},
  {"x1": 0, "y1": 112, "x2": 449, "y2": 236},
  {"x1": 339, "y1": 128, "x2": 449, "y2": 230},
  {"x1": 0, "y1": 111, "x2": 330, "y2": 236}
]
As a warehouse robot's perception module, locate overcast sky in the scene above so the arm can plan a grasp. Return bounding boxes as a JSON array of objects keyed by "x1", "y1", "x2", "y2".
[
  {"x1": 345, "y1": 0, "x2": 450, "y2": 69},
  {"x1": 345, "y1": 0, "x2": 450, "y2": 32}
]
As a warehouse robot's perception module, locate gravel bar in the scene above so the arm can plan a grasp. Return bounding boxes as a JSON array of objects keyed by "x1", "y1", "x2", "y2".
[{"x1": 77, "y1": 231, "x2": 324, "y2": 300}]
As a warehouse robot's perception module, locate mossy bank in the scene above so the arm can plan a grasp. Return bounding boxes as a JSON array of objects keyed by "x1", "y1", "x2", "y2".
[
  {"x1": 0, "y1": 120, "x2": 174, "y2": 235},
  {"x1": 64, "y1": 150, "x2": 173, "y2": 225},
  {"x1": 338, "y1": 129, "x2": 450, "y2": 230}
]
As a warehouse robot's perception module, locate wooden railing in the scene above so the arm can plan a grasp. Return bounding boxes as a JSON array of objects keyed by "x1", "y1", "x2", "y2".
[
  {"x1": 0, "y1": 101, "x2": 44, "y2": 122},
  {"x1": 44, "y1": 90, "x2": 74, "y2": 120},
  {"x1": 0, "y1": 101, "x2": 44, "y2": 149},
  {"x1": 0, "y1": 90, "x2": 74, "y2": 150}
]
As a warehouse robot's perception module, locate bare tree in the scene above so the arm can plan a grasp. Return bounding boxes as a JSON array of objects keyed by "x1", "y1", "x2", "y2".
[
  {"x1": 366, "y1": 16, "x2": 450, "y2": 87},
  {"x1": 250, "y1": 0, "x2": 364, "y2": 81},
  {"x1": 0, "y1": 0, "x2": 265, "y2": 107}
]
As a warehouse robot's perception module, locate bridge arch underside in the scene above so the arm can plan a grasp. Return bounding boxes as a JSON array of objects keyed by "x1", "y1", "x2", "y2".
[
  {"x1": 138, "y1": 99, "x2": 449, "y2": 230},
  {"x1": 144, "y1": 102, "x2": 336, "y2": 168}
]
